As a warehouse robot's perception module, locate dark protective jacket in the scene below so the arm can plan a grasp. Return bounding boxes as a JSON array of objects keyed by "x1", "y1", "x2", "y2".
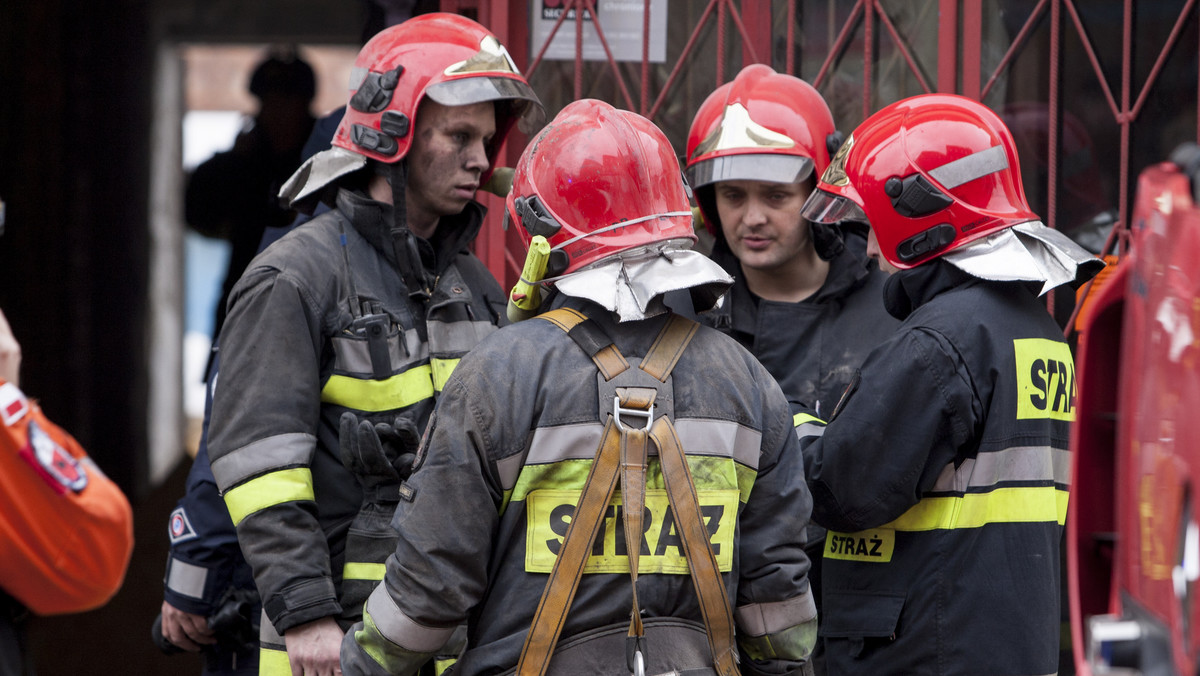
[
  {"x1": 207, "y1": 187, "x2": 506, "y2": 643},
  {"x1": 704, "y1": 228, "x2": 897, "y2": 415},
  {"x1": 341, "y1": 296, "x2": 819, "y2": 676},
  {"x1": 801, "y1": 260, "x2": 1072, "y2": 675}
]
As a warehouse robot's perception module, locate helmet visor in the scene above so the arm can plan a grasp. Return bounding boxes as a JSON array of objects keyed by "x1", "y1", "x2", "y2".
[
  {"x1": 800, "y1": 188, "x2": 868, "y2": 225},
  {"x1": 685, "y1": 153, "x2": 814, "y2": 190},
  {"x1": 426, "y1": 77, "x2": 546, "y2": 132}
]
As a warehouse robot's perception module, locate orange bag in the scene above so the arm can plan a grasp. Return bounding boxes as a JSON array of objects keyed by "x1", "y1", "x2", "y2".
[{"x1": 0, "y1": 380, "x2": 133, "y2": 615}]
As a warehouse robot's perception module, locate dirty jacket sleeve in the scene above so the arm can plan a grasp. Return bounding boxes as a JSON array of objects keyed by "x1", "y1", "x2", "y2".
[
  {"x1": 801, "y1": 326, "x2": 979, "y2": 533},
  {"x1": 208, "y1": 263, "x2": 339, "y2": 634}
]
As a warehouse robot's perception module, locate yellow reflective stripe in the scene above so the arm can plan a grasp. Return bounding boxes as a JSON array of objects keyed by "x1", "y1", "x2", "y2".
[
  {"x1": 793, "y1": 412, "x2": 825, "y2": 426},
  {"x1": 344, "y1": 562, "x2": 387, "y2": 581},
  {"x1": 259, "y1": 647, "x2": 291, "y2": 675},
  {"x1": 321, "y1": 365, "x2": 434, "y2": 412},
  {"x1": 224, "y1": 468, "x2": 315, "y2": 526},
  {"x1": 435, "y1": 658, "x2": 457, "y2": 675},
  {"x1": 430, "y1": 357, "x2": 460, "y2": 392},
  {"x1": 886, "y1": 485, "x2": 1068, "y2": 532}
]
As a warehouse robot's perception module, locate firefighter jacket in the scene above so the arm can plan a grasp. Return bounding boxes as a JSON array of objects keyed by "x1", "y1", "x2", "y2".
[
  {"x1": 341, "y1": 296, "x2": 819, "y2": 676},
  {"x1": 704, "y1": 227, "x2": 897, "y2": 416},
  {"x1": 800, "y1": 260, "x2": 1072, "y2": 676},
  {"x1": 207, "y1": 187, "x2": 506, "y2": 642}
]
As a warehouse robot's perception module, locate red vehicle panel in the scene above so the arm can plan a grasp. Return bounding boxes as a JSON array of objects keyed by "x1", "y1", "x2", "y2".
[{"x1": 1071, "y1": 147, "x2": 1200, "y2": 674}]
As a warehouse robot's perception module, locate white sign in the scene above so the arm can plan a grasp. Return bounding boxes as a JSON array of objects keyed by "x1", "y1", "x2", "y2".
[{"x1": 532, "y1": 0, "x2": 668, "y2": 63}]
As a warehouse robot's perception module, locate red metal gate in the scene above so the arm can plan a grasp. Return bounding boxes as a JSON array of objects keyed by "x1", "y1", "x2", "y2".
[{"x1": 442, "y1": 0, "x2": 1199, "y2": 298}]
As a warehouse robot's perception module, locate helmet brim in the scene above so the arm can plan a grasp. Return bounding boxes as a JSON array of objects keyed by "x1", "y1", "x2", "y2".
[
  {"x1": 685, "y1": 153, "x2": 814, "y2": 190},
  {"x1": 426, "y1": 77, "x2": 546, "y2": 132},
  {"x1": 800, "y1": 188, "x2": 868, "y2": 225}
]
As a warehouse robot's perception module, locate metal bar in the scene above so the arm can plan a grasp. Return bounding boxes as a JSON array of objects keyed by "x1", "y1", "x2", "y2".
[
  {"x1": 574, "y1": 0, "x2": 583, "y2": 100},
  {"x1": 526, "y1": 0, "x2": 575, "y2": 78},
  {"x1": 1061, "y1": 0, "x2": 1121, "y2": 121},
  {"x1": 1117, "y1": 0, "x2": 1132, "y2": 254},
  {"x1": 981, "y1": 0, "x2": 1049, "y2": 100},
  {"x1": 649, "y1": 0, "x2": 721, "y2": 119},
  {"x1": 937, "y1": 0, "x2": 957, "y2": 93},
  {"x1": 717, "y1": 0, "x2": 727, "y2": 84},
  {"x1": 741, "y1": 0, "x2": 771, "y2": 68},
  {"x1": 961, "y1": 0, "x2": 982, "y2": 99},
  {"x1": 724, "y1": 0, "x2": 762, "y2": 66},
  {"x1": 812, "y1": 0, "x2": 865, "y2": 90},
  {"x1": 1046, "y1": 0, "x2": 1060, "y2": 318},
  {"x1": 580, "y1": 0, "x2": 636, "y2": 109},
  {"x1": 787, "y1": 0, "x2": 796, "y2": 75},
  {"x1": 874, "y1": 2, "x2": 933, "y2": 94},
  {"x1": 863, "y1": 0, "x2": 874, "y2": 119},
  {"x1": 1129, "y1": 0, "x2": 1197, "y2": 120},
  {"x1": 641, "y1": 0, "x2": 650, "y2": 115}
]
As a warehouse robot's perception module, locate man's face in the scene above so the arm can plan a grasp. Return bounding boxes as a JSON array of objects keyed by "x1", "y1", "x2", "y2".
[
  {"x1": 715, "y1": 178, "x2": 813, "y2": 273},
  {"x1": 866, "y1": 226, "x2": 901, "y2": 274},
  {"x1": 404, "y1": 99, "x2": 496, "y2": 239}
]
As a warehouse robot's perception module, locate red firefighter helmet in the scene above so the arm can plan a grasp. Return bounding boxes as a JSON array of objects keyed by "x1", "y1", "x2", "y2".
[
  {"x1": 507, "y1": 99, "x2": 696, "y2": 276},
  {"x1": 333, "y1": 12, "x2": 543, "y2": 182},
  {"x1": 685, "y1": 64, "x2": 840, "y2": 233},
  {"x1": 802, "y1": 93, "x2": 1039, "y2": 269}
]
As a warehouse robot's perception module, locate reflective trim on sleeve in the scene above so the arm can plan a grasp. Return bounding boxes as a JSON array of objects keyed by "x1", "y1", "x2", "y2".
[
  {"x1": 331, "y1": 328, "x2": 427, "y2": 374},
  {"x1": 931, "y1": 446, "x2": 1070, "y2": 493},
  {"x1": 427, "y1": 319, "x2": 498, "y2": 354},
  {"x1": 165, "y1": 557, "x2": 208, "y2": 599},
  {"x1": 344, "y1": 562, "x2": 387, "y2": 582},
  {"x1": 887, "y1": 485, "x2": 1068, "y2": 532},
  {"x1": 223, "y1": 467, "x2": 315, "y2": 526},
  {"x1": 430, "y1": 358, "x2": 460, "y2": 392},
  {"x1": 321, "y1": 365, "x2": 435, "y2": 412},
  {"x1": 735, "y1": 588, "x2": 818, "y2": 637},
  {"x1": 210, "y1": 432, "x2": 315, "y2": 491},
  {"x1": 793, "y1": 412, "x2": 826, "y2": 441},
  {"x1": 259, "y1": 647, "x2": 291, "y2": 675},
  {"x1": 363, "y1": 581, "x2": 456, "y2": 653}
]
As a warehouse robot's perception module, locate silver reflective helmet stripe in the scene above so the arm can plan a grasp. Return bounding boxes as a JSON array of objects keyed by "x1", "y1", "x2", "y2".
[
  {"x1": 210, "y1": 432, "x2": 316, "y2": 490},
  {"x1": 165, "y1": 557, "x2": 208, "y2": 599},
  {"x1": 735, "y1": 588, "x2": 818, "y2": 636},
  {"x1": 363, "y1": 582, "x2": 456, "y2": 653},
  {"x1": 928, "y1": 144, "x2": 1007, "y2": 189},
  {"x1": 930, "y1": 445, "x2": 1069, "y2": 493}
]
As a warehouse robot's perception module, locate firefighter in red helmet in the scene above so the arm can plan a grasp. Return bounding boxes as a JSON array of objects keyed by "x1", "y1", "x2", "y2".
[
  {"x1": 686, "y1": 67, "x2": 899, "y2": 672},
  {"x1": 207, "y1": 13, "x2": 543, "y2": 676},
  {"x1": 797, "y1": 93, "x2": 1102, "y2": 674},
  {"x1": 341, "y1": 99, "x2": 818, "y2": 676}
]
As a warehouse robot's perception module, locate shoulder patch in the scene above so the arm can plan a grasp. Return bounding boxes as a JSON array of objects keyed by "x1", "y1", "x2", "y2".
[
  {"x1": 168, "y1": 507, "x2": 198, "y2": 545},
  {"x1": 0, "y1": 382, "x2": 29, "y2": 426},
  {"x1": 22, "y1": 419, "x2": 88, "y2": 493}
]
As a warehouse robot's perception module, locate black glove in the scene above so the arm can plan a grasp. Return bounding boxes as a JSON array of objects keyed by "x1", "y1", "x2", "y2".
[{"x1": 338, "y1": 412, "x2": 420, "y2": 501}]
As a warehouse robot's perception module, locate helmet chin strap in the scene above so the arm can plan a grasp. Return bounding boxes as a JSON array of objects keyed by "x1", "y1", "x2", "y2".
[{"x1": 388, "y1": 159, "x2": 431, "y2": 301}]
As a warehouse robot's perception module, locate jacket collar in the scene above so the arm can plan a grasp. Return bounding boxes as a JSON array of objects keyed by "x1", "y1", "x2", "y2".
[
  {"x1": 881, "y1": 258, "x2": 978, "y2": 320},
  {"x1": 336, "y1": 188, "x2": 486, "y2": 275}
]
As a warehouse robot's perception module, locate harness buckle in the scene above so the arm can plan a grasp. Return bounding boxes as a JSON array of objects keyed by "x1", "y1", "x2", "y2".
[{"x1": 613, "y1": 395, "x2": 653, "y2": 432}]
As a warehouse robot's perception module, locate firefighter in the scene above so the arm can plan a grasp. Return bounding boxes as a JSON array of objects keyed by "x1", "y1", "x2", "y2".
[
  {"x1": 685, "y1": 68, "x2": 900, "y2": 672},
  {"x1": 796, "y1": 94, "x2": 1103, "y2": 674},
  {"x1": 206, "y1": 13, "x2": 543, "y2": 676},
  {"x1": 340, "y1": 99, "x2": 819, "y2": 676},
  {"x1": 685, "y1": 64, "x2": 898, "y2": 416}
]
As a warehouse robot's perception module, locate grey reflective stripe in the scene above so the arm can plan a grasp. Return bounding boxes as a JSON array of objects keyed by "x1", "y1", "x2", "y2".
[
  {"x1": 427, "y1": 319, "x2": 498, "y2": 356},
  {"x1": 674, "y1": 418, "x2": 761, "y2": 470},
  {"x1": 259, "y1": 608, "x2": 285, "y2": 645},
  {"x1": 211, "y1": 432, "x2": 316, "y2": 491},
  {"x1": 165, "y1": 557, "x2": 208, "y2": 599},
  {"x1": 928, "y1": 144, "x2": 1008, "y2": 189},
  {"x1": 330, "y1": 328, "x2": 427, "y2": 374},
  {"x1": 363, "y1": 582, "x2": 455, "y2": 652},
  {"x1": 520, "y1": 418, "x2": 760, "y2": 475},
  {"x1": 931, "y1": 445, "x2": 1069, "y2": 493},
  {"x1": 735, "y1": 588, "x2": 817, "y2": 636},
  {"x1": 794, "y1": 422, "x2": 825, "y2": 441}
]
